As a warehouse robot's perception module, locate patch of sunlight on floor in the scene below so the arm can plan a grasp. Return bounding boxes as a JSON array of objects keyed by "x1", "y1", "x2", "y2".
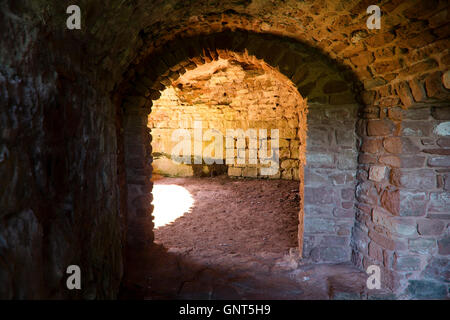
[{"x1": 152, "y1": 184, "x2": 194, "y2": 228}]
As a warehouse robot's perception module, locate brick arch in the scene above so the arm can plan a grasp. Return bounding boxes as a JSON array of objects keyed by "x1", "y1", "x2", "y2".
[
  {"x1": 122, "y1": 30, "x2": 361, "y2": 107},
  {"x1": 121, "y1": 30, "x2": 364, "y2": 264}
]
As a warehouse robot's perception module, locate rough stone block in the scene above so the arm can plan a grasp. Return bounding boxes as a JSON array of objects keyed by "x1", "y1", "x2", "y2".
[
  {"x1": 423, "y1": 258, "x2": 450, "y2": 282},
  {"x1": 306, "y1": 153, "x2": 334, "y2": 168},
  {"x1": 372, "y1": 207, "x2": 417, "y2": 236},
  {"x1": 304, "y1": 218, "x2": 335, "y2": 234},
  {"x1": 399, "y1": 191, "x2": 428, "y2": 217},
  {"x1": 433, "y1": 122, "x2": 450, "y2": 136},
  {"x1": 406, "y1": 280, "x2": 447, "y2": 299},
  {"x1": 336, "y1": 151, "x2": 357, "y2": 170},
  {"x1": 394, "y1": 81, "x2": 414, "y2": 107},
  {"x1": 390, "y1": 169, "x2": 436, "y2": 190},
  {"x1": 361, "y1": 138, "x2": 382, "y2": 153},
  {"x1": 368, "y1": 241, "x2": 383, "y2": 262},
  {"x1": 304, "y1": 205, "x2": 334, "y2": 217},
  {"x1": 242, "y1": 167, "x2": 258, "y2": 177},
  {"x1": 228, "y1": 167, "x2": 241, "y2": 177},
  {"x1": 402, "y1": 121, "x2": 432, "y2": 136},
  {"x1": 305, "y1": 187, "x2": 337, "y2": 205},
  {"x1": 417, "y1": 219, "x2": 445, "y2": 235},
  {"x1": 394, "y1": 254, "x2": 422, "y2": 271},
  {"x1": 333, "y1": 208, "x2": 355, "y2": 218},
  {"x1": 335, "y1": 129, "x2": 355, "y2": 147},
  {"x1": 367, "y1": 120, "x2": 394, "y2": 136},
  {"x1": 428, "y1": 192, "x2": 450, "y2": 213},
  {"x1": 381, "y1": 189, "x2": 400, "y2": 216},
  {"x1": 408, "y1": 238, "x2": 436, "y2": 254},
  {"x1": 437, "y1": 237, "x2": 449, "y2": 255},
  {"x1": 319, "y1": 246, "x2": 349, "y2": 262},
  {"x1": 368, "y1": 166, "x2": 386, "y2": 182},
  {"x1": 383, "y1": 137, "x2": 420, "y2": 154},
  {"x1": 356, "y1": 181, "x2": 378, "y2": 205},
  {"x1": 427, "y1": 156, "x2": 450, "y2": 167}
]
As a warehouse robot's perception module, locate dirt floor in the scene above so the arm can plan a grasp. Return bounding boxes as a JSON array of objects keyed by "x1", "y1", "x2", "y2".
[{"x1": 120, "y1": 175, "x2": 394, "y2": 300}]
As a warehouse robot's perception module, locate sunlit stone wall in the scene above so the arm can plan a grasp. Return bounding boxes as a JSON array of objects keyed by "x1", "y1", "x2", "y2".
[{"x1": 148, "y1": 59, "x2": 307, "y2": 180}]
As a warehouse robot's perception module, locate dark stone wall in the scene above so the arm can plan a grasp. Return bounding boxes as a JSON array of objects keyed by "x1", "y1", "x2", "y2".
[{"x1": 0, "y1": 2, "x2": 125, "y2": 299}]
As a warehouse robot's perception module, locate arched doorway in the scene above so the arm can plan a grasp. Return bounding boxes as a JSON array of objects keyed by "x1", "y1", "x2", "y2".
[{"x1": 120, "y1": 31, "x2": 367, "y2": 298}]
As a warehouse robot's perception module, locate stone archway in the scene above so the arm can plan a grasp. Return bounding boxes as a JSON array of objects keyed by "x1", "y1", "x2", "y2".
[
  {"x1": 2, "y1": 0, "x2": 449, "y2": 300},
  {"x1": 120, "y1": 30, "x2": 363, "y2": 278}
]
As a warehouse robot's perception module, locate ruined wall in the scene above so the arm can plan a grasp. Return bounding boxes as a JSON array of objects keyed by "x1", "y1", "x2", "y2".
[{"x1": 148, "y1": 59, "x2": 306, "y2": 180}]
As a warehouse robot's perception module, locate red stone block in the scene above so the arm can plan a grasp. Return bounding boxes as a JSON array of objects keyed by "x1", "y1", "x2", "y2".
[{"x1": 367, "y1": 120, "x2": 394, "y2": 136}]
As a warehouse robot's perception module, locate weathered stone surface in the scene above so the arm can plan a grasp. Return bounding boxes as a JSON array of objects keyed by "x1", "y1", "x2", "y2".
[
  {"x1": 390, "y1": 169, "x2": 436, "y2": 189},
  {"x1": 381, "y1": 189, "x2": 400, "y2": 216},
  {"x1": 423, "y1": 258, "x2": 450, "y2": 282},
  {"x1": 383, "y1": 137, "x2": 420, "y2": 154},
  {"x1": 394, "y1": 254, "x2": 422, "y2": 271},
  {"x1": 361, "y1": 138, "x2": 382, "y2": 153},
  {"x1": 408, "y1": 80, "x2": 427, "y2": 102},
  {"x1": 402, "y1": 121, "x2": 432, "y2": 136},
  {"x1": 319, "y1": 247, "x2": 349, "y2": 262},
  {"x1": 356, "y1": 182, "x2": 378, "y2": 205},
  {"x1": 437, "y1": 237, "x2": 449, "y2": 255},
  {"x1": 425, "y1": 72, "x2": 448, "y2": 99},
  {"x1": 408, "y1": 238, "x2": 436, "y2": 254},
  {"x1": 403, "y1": 107, "x2": 430, "y2": 120},
  {"x1": 417, "y1": 219, "x2": 445, "y2": 236},
  {"x1": 406, "y1": 280, "x2": 447, "y2": 299},
  {"x1": 394, "y1": 81, "x2": 414, "y2": 107},
  {"x1": 304, "y1": 218, "x2": 335, "y2": 234},
  {"x1": 422, "y1": 148, "x2": 450, "y2": 155},
  {"x1": 379, "y1": 155, "x2": 401, "y2": 168},
  {"x1": 367, "y1": 120, "x2": 394, "y2": 136},
  {"x1": 434, "y1": 122, "x2": 450, "y2": 136},
  {"x1": 427, "y1": 156, "x2": 450, "y2": 167},
  {"x1": 399, "y1": 155, "x2": 426, "y2": 168},
  {"x1": 399, "y1": 191, "x2": 428, "y2": 217},
  {"x1": 428, "y1": 192, "x2": 450, "y2": 213},
  {"x1": 368, "y1": 166, "x2": 386, "y2": 182},
  {"x1": 305, "y1": 187, "x2": 337, "y2": 205},
  {"x1": 372, "y1": 207, "x2": 417, "y2": 236}
]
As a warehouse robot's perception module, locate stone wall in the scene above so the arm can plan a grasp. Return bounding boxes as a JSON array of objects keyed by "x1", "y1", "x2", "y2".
[
  {"x1": 1, "y1": 0, "x2": 449, "y2": 299},
  {"x1": 302, "y1": 103, "x2": 359, "y2": 263},
  {"x1": 148, "y1": 59, "x2": 306, "y2": 180},
  {"x1": 0, "y1": 1, "x2": 125, "y2": 299},
  {"x1": 352, "y1": 104, "x2": 450, "y2": 297}
]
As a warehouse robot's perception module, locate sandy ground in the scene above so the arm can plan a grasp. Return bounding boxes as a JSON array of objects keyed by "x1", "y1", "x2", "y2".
[
  {"x1": 154, "y1": 176, "x2": 300, "y2": 258},
  {"x1": 120, "y1": 176, "x2": 393, "y2": 300}
]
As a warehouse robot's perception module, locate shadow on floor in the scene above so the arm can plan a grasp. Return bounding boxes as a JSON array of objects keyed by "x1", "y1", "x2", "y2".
[{"x1": 119, "y1": 176, "x2": 393, "y2": 300}]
